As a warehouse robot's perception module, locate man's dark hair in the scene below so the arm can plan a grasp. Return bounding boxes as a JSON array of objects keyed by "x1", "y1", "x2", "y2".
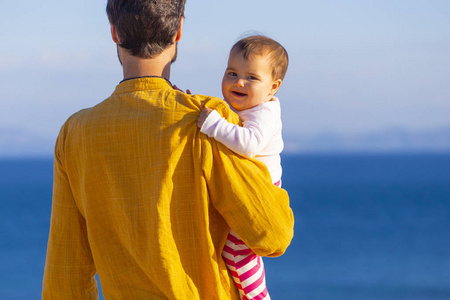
[{"x1": 106, "y1": 0, "x2": 185, "y2": 58}]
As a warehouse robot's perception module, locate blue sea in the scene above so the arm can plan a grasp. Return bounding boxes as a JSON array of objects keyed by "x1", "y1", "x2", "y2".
[{"x1": 1, "y1": 153, "x2": 449, "y2": 299}]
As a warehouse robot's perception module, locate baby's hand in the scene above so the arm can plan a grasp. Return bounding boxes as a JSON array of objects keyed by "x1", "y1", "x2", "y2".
[
  {"x1": 197, "y1": 107, "x2": 214, "y2": 128},
  {"x1": 173, "y1": 85, "x2": 192, "y2": 94}
]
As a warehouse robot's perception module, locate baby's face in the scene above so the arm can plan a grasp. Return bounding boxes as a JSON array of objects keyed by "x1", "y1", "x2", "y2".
[{"x1": 221, "y1": 51, "x2": 281, "y2": 111}]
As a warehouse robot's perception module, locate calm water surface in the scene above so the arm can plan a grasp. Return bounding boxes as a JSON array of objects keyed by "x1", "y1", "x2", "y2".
[{"x1": 1, "y1": 153, "x2": 449, "y2": 299}]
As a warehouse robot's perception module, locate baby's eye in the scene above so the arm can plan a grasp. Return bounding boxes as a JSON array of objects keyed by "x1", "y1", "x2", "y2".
[
  {"x1": 228, "y1": 72, "x2": 237, "y2": 76},
  {"x1": 247, "y1": 76, "x2": 258, "y2": 80}
]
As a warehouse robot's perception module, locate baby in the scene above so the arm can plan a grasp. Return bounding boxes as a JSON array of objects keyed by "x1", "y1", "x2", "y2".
[{"x1": 197, "y1": 35, "x2": 289, "y2": 300}]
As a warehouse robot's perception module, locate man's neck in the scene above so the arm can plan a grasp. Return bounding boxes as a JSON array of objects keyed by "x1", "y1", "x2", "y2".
[{"x1": 120, "y1": 46, "x2": 174, "y2": 81}]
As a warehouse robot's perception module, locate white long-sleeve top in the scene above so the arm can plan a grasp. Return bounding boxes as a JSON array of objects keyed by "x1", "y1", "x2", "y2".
[{"x1": 200, "y1": 97, "x2": 283, "y2": 183}]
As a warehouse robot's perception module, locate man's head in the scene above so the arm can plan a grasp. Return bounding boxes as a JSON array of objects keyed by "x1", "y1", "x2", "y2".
[{"x1": 106, "y1": 0, "x2": 185, "y2": 59}]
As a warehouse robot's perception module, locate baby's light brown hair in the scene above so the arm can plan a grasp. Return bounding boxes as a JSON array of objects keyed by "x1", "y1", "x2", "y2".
[{"x1": 230, "y1": 35, "x2": 289, "y2": 81}]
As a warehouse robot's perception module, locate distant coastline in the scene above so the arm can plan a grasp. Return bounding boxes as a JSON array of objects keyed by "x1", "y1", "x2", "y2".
[
  {"x1": 2, "y1": 125, "x2": 450, "y2": 157},
  {"x1": 283, "y1": 125, "x2": 450, "y2": 154},
  {"x1": 0, "y1": 127, "x2": 55, "y2": 157}
]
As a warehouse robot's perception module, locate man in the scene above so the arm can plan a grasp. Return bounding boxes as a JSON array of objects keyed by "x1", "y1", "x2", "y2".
[{"x1": 42, "y1": 1, "x2": 294, "y2": 299}]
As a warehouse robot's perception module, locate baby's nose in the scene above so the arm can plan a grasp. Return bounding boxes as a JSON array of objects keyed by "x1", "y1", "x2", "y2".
[{"x1": 235, "y1": 78, "x2": 245, "y2": 87}]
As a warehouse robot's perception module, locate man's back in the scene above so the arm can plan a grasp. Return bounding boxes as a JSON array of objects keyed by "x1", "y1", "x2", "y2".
[{"x1": 43, "y1": 77, "x2": 294, "y2": 299}]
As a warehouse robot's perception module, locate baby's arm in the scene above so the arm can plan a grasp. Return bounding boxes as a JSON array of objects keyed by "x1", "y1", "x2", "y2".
[{"x1": 197, "y1": 108, "x2": 269, "y2": 158}]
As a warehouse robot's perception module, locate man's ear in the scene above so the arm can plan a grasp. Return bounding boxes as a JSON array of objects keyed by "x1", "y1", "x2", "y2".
[
  {"x1": 110, "y1": 24, "x2": 120, "y2": 44},
  {"x1": 270, "y1": 79, "x2": 282, "y2": 96},
  {"x1": 174, "y1": 16, "x2": 184, "y2": 42}
]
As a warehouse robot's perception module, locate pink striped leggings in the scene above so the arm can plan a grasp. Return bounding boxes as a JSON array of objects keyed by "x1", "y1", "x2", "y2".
[
  {"x1": 222, "y1": 180, "x2": 281, "y2": 300},
  {"x1": 222, "y1": 179, "x2": 279, "y2": 299},
  {"x1": 222, "y1": 230, "x2": 271, "y2": 300}
]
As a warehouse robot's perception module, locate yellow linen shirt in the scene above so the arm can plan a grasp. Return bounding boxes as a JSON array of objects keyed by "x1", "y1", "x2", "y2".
[{"x1": 42, "y1": 77, "x2": 294, "y2": 299}]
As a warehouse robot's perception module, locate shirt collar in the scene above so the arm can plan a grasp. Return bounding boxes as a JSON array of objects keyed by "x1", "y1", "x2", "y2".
[{"x1": 114, "y1": 76, "x2": 173, "y2": 94}]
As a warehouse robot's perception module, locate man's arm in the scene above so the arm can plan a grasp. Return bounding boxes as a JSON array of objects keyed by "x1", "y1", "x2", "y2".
[{"x1": 42, "y1": 130, "x2": 98, "y2": 299}]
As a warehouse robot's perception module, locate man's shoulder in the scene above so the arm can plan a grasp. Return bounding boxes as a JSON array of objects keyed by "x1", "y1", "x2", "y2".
[
  {"x1": 63, "y1": 106, "x2": 94, "y2": 127},
  {"x1": 183, "y1": 93, "x2": 224, "y2": 107},
  {"x1": 197, "y1": 95, "x2": 239, "y2": 124},
  {"x1": 55, "y1": 107, "x2": 93, "y2": 144}
]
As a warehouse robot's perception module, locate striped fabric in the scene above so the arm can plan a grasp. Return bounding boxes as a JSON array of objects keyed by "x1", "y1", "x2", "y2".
[{"x1": 223, "y1": 230, "x2": 271, "y2": 300}]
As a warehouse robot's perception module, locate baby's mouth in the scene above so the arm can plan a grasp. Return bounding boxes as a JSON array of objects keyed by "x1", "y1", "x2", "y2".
[{"x1": 232, "y1": 91, "x2": 247, "y2": 97}]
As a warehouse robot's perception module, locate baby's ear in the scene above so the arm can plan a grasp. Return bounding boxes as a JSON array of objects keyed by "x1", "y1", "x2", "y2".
[{"x1": 270, "y1": 79, "x2": 282, "y2": 95}]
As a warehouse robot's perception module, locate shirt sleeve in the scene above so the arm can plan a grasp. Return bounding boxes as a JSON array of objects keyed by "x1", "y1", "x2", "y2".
[
  {"x1": 42, "y1": 126, "x2": 99, "y2": 299},
  {"x1": 201, "y1": 100, "x2": 294, "y2": 257},
  {"x1": 200, "y1": 109, "x2": 270, "y2": 158}
]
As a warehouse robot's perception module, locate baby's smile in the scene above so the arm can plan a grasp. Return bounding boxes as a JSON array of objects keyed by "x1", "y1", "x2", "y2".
[{"x1": 232, "y1": 91, "x2": 247, "y2": 97}]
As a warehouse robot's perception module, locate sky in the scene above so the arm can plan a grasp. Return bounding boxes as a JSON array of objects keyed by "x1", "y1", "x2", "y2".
[{"x1": 1, "y1": 0, "x2": 449, "y2": 154}]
